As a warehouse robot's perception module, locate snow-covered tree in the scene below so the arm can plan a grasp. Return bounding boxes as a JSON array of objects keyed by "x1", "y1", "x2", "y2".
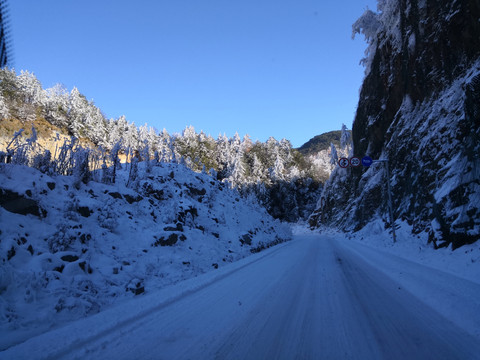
[
  {"x1": 138, "y1": 123, "x2": 148, "y2": 143},
  {"x1": 123, "y1": 122, "x2": 139, "y2": 156},
  {"x1": 15, "y1": 71, "x2": 44, "y2": 122},
  {"x1": 270, "y1": 153, "x2": 285, "y2": 182},
  {"x1": 329, "y1": 143, "x2": 338, "y2": 165},
  {"x1": 103, "y1": 140, "x2": 122, "y2": 184},
  {"x1": 340, "y1": 123, "x2": 353, "y2": 156},
  {"x1": 105, "y1": 118, "x2": 122, "y2": 149},
  {"x1": 216, "y1": 133, "x2": 230, "y2": 172},
  {"x1": 242, "y1": 134, "x2": 253, "y2": 152},
  {"x1": 352, "y1": 1, "x2": 402, "y2": 74},
  {"x1": 44, "y1": 83, "x2": 69, "y2": 128},
  {"x1": 68, "y1": 87, "x2": 88, "y2": 137},
  {"x1": 251, "y1": 153, "x2": 264, "y2": 184},
  {"x1": 0, "y1": 92, "x2": 9, "y2": 119},
  {"x1": 265, "y1": 137, "x2": 279, "y2": 168},
  {"x1": 126, "y1": 155, "x2": 139, "y2": 189},
  {"x1": 230, "y1": 132, "x2": 242, "y2": 158},
  {"x1": 73, "y1": 148, "x2": 91, "y2": 189},
  {"x1": 228, "y1": 155, "x2": 246, "y2": 189},
  {"x1": 86, "y1": 105, "x2": 108, "y2": 146},
  {"x1": 17, "y1": 70, "x2": 45, "y2": 105}
]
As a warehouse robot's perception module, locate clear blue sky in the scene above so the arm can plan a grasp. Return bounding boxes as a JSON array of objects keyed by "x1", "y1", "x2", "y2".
[{"x1": 9, "y1": 0, "x2": 377, "y2": 148}]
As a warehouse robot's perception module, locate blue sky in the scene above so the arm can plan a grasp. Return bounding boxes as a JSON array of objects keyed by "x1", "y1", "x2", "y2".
[{"x1": 10, "y1": 0, "x2": 377, "y2": 148}]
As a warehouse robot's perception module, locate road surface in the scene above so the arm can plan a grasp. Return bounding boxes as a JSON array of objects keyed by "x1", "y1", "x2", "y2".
[{"x1": 3, "y1": 234, "x2": 480, "y2": 359}]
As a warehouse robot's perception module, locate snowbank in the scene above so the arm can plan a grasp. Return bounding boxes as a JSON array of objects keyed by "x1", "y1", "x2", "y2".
[{"x1": 0, "y1": 162, "x2": 291, "y2": 350}]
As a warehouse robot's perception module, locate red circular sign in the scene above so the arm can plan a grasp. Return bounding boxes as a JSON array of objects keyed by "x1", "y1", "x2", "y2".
[
  {"x1": 338, "y1": 158, "x2": 349, "y2": 168},
  {"x1": 350, "y1": 157, "x2": 361, "y2": 167}
]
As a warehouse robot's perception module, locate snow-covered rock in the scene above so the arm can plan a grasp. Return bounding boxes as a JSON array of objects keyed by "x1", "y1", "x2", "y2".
[
  {"x1": 0, "y1": 161, "x2": 291, "y2": 350},
  {"x1": 311, "y1": 0, "x2": 480, "y2": 248}
]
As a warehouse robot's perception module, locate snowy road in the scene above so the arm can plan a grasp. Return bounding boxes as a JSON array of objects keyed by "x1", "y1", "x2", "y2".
[{"x1": 3, "y1": 234, "x2": 480, "y2": 360}]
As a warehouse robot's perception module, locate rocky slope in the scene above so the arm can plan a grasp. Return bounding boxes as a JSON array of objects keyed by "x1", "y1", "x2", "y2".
[
  {"x1": 311, "y1": 0, "x2": 480, "y2": 249},
  {"x1": 0, "y1": 161, "x2": 291, "y2": 349}
]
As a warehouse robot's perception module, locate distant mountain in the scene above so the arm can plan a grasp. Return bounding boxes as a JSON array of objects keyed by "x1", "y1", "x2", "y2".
[
  {"x1": 296, "y1": 131, "x2": 342, "y2": 157},
  {"x1": 295, "y1": 130, "x2": 350, "y2": 183}
]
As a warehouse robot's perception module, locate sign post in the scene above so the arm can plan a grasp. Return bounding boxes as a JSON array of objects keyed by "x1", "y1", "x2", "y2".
[
  {"x1": 372, "y1": 159, "x2": 396, "y2": 243},
  {"x1": 335, "y1": 154, "x2": 396, "y2": 243}
]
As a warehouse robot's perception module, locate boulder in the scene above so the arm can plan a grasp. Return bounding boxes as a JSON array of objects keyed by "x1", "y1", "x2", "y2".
[{"x1": 0, "y1": 189, "x2": 46, "y2": 217}]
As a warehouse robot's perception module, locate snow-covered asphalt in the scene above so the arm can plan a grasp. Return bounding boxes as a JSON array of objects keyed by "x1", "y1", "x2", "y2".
[{"x1": 3, "y1": 234, "x2": 480, "y2": 360}]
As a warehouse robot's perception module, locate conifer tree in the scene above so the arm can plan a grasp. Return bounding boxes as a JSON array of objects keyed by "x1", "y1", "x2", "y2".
[
  {"x1": 44, "y1": 84, "x2": 69, "y2": 128},
  {"x1": 73, "y1": 147, "x2": 91, "y2": 189},
  {"x1": 340, "y1": 124, "x2": 353, "y2": 156},
  {"x1": 0, "y1": 92, "x2": 9, "y2": 119},
  {"x1": 330, "y1": 143, "x2": 338, "y2": 165}
]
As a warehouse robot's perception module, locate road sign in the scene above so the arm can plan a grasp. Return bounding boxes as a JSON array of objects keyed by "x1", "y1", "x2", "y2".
[
  {"x1": 361, "y1": 156, "x2": 373, "y2": 167},
  {"x1": 338, "y1": 158, "x2": 349, "y2": 168},
  {"x1": 350, "y1": 157, "x2": 361, "y2": 167}
]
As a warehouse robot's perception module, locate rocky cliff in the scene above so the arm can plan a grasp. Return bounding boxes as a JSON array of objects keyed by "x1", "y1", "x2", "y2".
[{"x1": 311, "y1": 0, "x2": 480, "y2": 249}]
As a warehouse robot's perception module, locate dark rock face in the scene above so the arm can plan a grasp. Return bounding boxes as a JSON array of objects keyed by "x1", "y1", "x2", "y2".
[
  {"x1": 77, "y1": 206, "x2": 92, "y2": 217},
  {"x1": 0, "y1": 189, "x2": 46, "y2": 217},
  {"x1": 239, "y1": 234, "x2": 253, "y2": 246},
  {"x1": 153, "y1": 233, "x2": 179, "y2": 247},
  {"x1": 108, "y1": 192, "x2": 123, "y2": 200},
  {"x1": 313, "y1": 0, "x2": 480, "y2": 248},
  {"x1": 353, "y1": 0, "x2": 480, "y2": 159},
  {"x1": 186, "y1": 185, "x2": 206, "y2": 197},
  {"x1": 123, "y1": 194, "x2": 143, "y2": 204},
  {"x1": 61, "y1": 254, "x2": 79, "y2": 262}
]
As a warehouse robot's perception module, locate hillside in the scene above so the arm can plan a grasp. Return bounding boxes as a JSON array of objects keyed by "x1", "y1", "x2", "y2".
[
  {"x1": 295, "y1": 130, "x2": 351, "y2": 183},
  {"x1": 310, "y1": 0, "x2": 480, "y2": 248},
  {"x1": 296, "y1": 130, "x2": 342, "y2": 157},
  {"x1": 0, "y1": 160, "x2": 291, "y2": 349},
  {"x1": 0, "y1": 69, "x2": 331, "y2": 221}
]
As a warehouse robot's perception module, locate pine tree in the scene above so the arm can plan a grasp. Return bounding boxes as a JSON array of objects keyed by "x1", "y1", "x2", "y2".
[
  {"x1": 340, "y1": 123, "x2": 353, "y2": 156},
  {"x1": 251, "y1": 153, "x2": 264, "y2": 184},
  {"x1": 124, "y1": 123, "x2": 139, "y2": 158},
  {"x1": 17, "y1": 70, "x2": 44, "y2": 123},
  {"x1": 106, "y1": 118, "x2": 123, "y2": 149},
  {"x1": 108, "y1": 141, "x2": 122, "y2": 184},
  {"x1": 142, "y1": 141, "x2": 152, "y2": 173},
  {"x1": 73, "y1": 147, "x2": 91, "y2": 189},
  {"x1": 228, "y1": 155, "x2": 246, "y2": 189},
  {"x1": 216, "y1": 133, "x2": 230, "y2": 177},
  {"x1": 44, "y1": 84, "x2": 69, "y2": 128},
  {"x1": 330, "y1": 143, "x2": 338, "y2": 165},
  {"x1": 17, "y1": 70, "x2": 45, "y2": 106},
  {"x1": 270, "y1": 153, "x2": 285, "y2": 182},
  {"x1": 126, "y1": 155, "x2": 139, "y2": 189}
]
